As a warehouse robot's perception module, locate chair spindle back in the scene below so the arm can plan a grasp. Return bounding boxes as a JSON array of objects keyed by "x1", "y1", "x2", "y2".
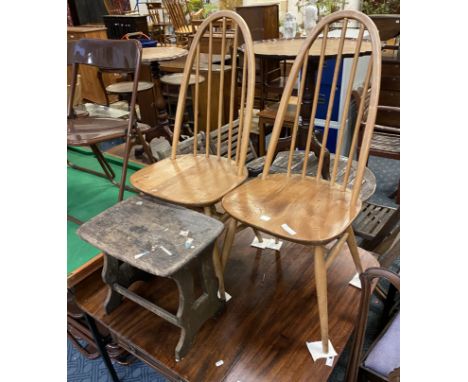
[
  {"x1": 262, "y1": 10, "x2": 381, "y2": 208},
  {"x1": 162, "y1": 0, "x2": 193, "y2": 34},
  {"x1": 170, "y1": 11, "x2": 256, "y2": 176}
]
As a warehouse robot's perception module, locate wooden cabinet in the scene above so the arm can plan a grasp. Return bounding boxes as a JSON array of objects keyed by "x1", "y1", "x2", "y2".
[
  {"x1": 67, "y1": 26, "x2": 116, "y2": 105},
  {"x1": 235, "y1": 3, "x2": 279, "y2": 41}
]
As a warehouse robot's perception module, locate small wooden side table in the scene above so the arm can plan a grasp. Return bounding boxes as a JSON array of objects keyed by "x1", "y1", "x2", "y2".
[{"x1": 77, "y1": 195, "x2": 225, "y2": 362}]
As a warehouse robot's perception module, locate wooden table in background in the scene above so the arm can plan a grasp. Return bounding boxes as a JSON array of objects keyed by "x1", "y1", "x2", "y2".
[
  {"x1": 241, "y1": 37, "x2": 373, "y2": 152},
  {"x1": 75, "y1": 229, "x2": 379, "y2": 382},
  {"x1": 141, "y1": 46, "x2": 188, "y2": 141}
]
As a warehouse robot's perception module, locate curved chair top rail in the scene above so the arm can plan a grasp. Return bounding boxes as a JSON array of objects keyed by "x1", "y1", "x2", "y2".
[
  {"x1": 67, "y1": 38, "x2": 142, "y2": 70},
  {"x1": 261, "y1": 10, "x2": 382, "y2": 208},
  {"x1": 170, "y1": 10, "x2": 256, "y2": 176}
]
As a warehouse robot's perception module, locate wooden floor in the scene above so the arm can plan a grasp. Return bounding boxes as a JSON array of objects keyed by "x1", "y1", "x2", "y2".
[{"x1": 75, "y1": 229, "x2": 378, "y2": 382}]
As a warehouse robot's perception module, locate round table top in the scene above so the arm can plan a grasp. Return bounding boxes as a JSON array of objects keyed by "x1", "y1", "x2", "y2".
[
  {"x1": 241, "y1": 37, "x2": 372, "y2": 59},
  {"x1": 160, "y1": 73, "x2": 205, "y2": 86},
  {"x1": 142, "y1": 46, "x2": 188, "y2": 63},
  {"x1": 106, "y1": 81, "x2": 154, "y2": 94}
]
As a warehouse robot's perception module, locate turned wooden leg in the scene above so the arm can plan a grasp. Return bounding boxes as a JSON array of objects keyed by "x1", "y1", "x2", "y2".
[
  {"x1": 221, "y1": 218, "x2": 237, "y2": 271},
  {"x1": 346, "y1": 226, "x2": 364, "y2": 274},
  {"x1": 203, "y1": 206, "x2": 226, "y2": 300},
  {"x1": 314, "y1": 245, "x2": 329, "y2": 353},
  {"x1": 252, "y1": 227, "x2": 263, "y2": 243}
]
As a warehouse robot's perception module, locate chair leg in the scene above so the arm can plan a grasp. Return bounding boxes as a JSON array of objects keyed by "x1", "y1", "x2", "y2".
[
  {"x1": 118, "y1": 133, "x2": 133, "y2": 202},
  {"x1": 252, "y1": 227, "x2": 263, "y2": 243},
  {"x1": 346, "y1": 226, "x2": 364, "y2": 274},
  {"x1": 203, "y1": 206, "x2": 226, "y2": 300},
  {"x1": 134, "y1": 128, "x2": 156, "y2": 163},
  {"x1": 314, "y1": 245, "x2": 329, "y2": 353},
  {"x1": 97, "y1": 70, "x2": 110, "y2": 107},
  {"x1": 221, "y1": 218, "x2": 237, "y2": 271}
]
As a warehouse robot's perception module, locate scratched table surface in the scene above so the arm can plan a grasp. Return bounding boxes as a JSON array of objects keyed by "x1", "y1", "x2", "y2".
[
  {"x1": 247, "y1": 151, "x2": 377, "y2": 201},
  {"x1": 77, "y1": 195, "x2": 224, "y2": 277}
]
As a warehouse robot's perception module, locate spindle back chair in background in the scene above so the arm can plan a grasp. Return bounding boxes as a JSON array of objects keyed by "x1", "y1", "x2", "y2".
[
  {"x1": 162, "y1": 0, "x2": 194, "y2": 46},
  {"x1": 130, "y1": 10, "x2": 256, "y2": 299},
  {"x1": 222, "y1": 10, "x2": 382, "y2": 353}
]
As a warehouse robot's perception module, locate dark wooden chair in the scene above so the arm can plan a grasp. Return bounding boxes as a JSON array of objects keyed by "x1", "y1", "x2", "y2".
[
  {"x1": 222, "y1": 10, "x2": 382, "y2": 353},
  {"x1": 130, "y1": 11, "x2": 256, "y2": 299},
  {"x1": 67, "y1": 39, "x2": 155, "y2": 201},
  {"x1": 346, "y1": 268, "x2": 400, "y2": 382}
]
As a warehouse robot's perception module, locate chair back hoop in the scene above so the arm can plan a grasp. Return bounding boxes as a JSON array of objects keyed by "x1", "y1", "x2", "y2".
[
  {"x1": 170, "y1": 10, "x2": 256, "y2": 177},
  {"x1": 162, "y1": 0, "x2": 193, "y2": 34},
  {"x1": 261, "y1": 10, "x2": 381, "y2": 208},
  {"x1": 346, "y1": 267, "x2": 400, "y2": 382},
  {"x1": 67, "y1": 38, "x2": 143, "y2": 134}
]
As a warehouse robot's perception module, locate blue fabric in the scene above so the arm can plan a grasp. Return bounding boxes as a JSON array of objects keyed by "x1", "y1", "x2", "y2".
[{"x1": 363, "y1": 312, "x2": 400, "y2": 377}]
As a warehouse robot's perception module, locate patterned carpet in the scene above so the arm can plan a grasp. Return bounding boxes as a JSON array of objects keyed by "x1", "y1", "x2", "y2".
[{"x1": 67, "y1": 156, "x2": 399, "y2": 382}]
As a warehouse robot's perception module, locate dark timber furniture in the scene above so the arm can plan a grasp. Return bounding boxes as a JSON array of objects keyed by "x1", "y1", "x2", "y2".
[
  {"x1": 77, "y1": 195, "x2": 225, "y2": 361},
  {"x1": 346, "y1": 268, "x2": 400, "y2": 382},
  {"x1": 73, "y1": 228, "x2": 380, "y2": 381},
  {"x1": 67, "y1": 39, "x2": 155, "y2": 202}
]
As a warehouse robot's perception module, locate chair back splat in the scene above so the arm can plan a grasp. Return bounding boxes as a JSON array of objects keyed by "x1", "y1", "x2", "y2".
[
  {"x1": 67, "y1": 39, "x2": 142, "y2": 125},
  {"x1": 262, "y1": 10, "x2": 381, "y2": 209},
  {"x1": 170, "y1": 10, "x2": 256, "y2": 177}
]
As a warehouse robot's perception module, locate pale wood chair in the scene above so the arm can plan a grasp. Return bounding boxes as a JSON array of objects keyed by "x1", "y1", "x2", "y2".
[
  {"x1": 130, "y1": 10, "x2": 256, "y2": 298},
  {"x1": 162, "y1": 0, "x2": 194, "y2": 47},
  {"x1": 222, "y1": 10, "x2": 382, "y2": 353}
]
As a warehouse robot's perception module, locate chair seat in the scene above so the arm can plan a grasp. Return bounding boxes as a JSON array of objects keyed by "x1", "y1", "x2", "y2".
[
  {"x1": 106, "y1": 81, "x2": 154, "y2": 94},
  {"x1": 222, "y1": 173, "x2": 362, "y2": 244},
  {"x1": 130, "y1": 154, "x2": 248, "y2": 207},
  {"x1": 363, "y1": 312, "x2": 400, "y2": 378},
  {"x1": 67, "y1": 117, "x2": 151, "y2": 146}
]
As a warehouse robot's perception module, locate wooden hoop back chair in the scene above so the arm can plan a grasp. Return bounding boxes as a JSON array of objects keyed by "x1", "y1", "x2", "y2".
[
  {"x1": 130, "y1": 10, "x2": 256, "y2": 298},
  {"x1": 67, "y1": 39, "x2": 154, "y2": 201},
  {"x1": 162, "y1": 0, "x2": 194, "y2": 46},
  {"x1": 222, "y1": 10, "x2": 382, "y2": 353}
]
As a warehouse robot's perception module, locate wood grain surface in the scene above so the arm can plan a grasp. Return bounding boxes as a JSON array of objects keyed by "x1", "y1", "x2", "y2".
[
  {"x1": 77, "y1": 196, "x2": 224, "y2": 277},
  {"x1": 130, "y1": 155, "x2": 248, "y2": 207},
  {"x1": 74, "y1": 228, "x2": 379, "y2": 382},
  {"x1": 142, "y1": 47, "x2": 188, "y2": 63},
  {"x1": 241, "y1": 37, "x2": 373, "y2": 58},
  {"x1": 222, "y1": 173, "x2": 362, "y2": 244}
]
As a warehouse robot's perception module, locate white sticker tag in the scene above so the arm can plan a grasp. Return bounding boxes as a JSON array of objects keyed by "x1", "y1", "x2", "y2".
[
  {"x1": 179, "y1": 230, "x2": 189, "y2": 237},
  {"x1": 349, "y1": 273, "x2": 362, "y2": 289},
  {"x1": 217, "y1": 290, "x2": 232, "y2": 301},
  {"x1": 325, "y1": 356, "x2": 334, "y2": 367},
  {"x1": 251, "y1": 236, "x2": 267, "y2": 249},
  {"x1": 215, "y1": 360, "x2": 224, "y2": 367},
  {"x1": 135, "y1": 251, "x2": 149, "y2": 259},
  {"x1": 281, "y1": 223, "x2": 297, "y2": 236},
  {"x1": 306, "y1": 340, "x2": 337, "y2": 361},
  {"x1": 160, "y1": 245, "x2": 173, "y2": 256},
  {"x1": 135, "y1": 201, "x2": 143, "y2": 206},
  {"x1": 260, "y1": 214, "x2": 271, "y2": 221}
]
